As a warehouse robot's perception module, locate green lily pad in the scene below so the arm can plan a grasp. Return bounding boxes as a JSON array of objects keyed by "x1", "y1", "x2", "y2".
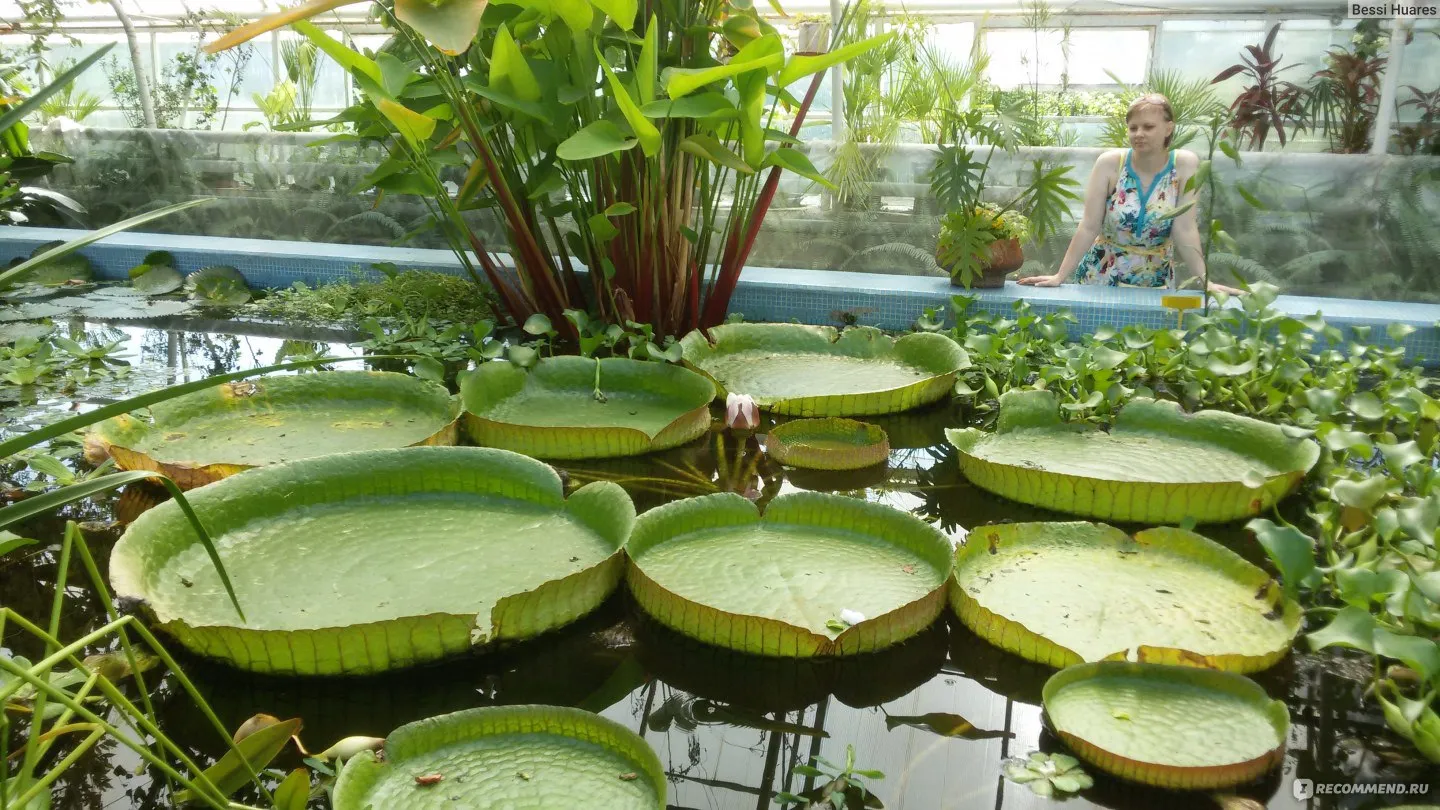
[
  {"x1": 626, "y1": 491, "x2": 952, "y2": 657},
  {"x1": 0, "y1": 301, "x2": 69, "y2": 322},
  {"x1": 88, "y1": 371, "x2": 460, "y2": 488},
  {"x1": 186, "y1": 265, "x2": 251, "y2": 306},
  {"x1": 23, "y1": 241, "x2": 93, "y2": 285},
  {"x1": 131, "y1": 264, "x2": 184, "y2": 295},
  {"x1": 1, "y1": 284, "x2": 64, "y2": 301},
  {"x1": 0, "y1": 322, "x2": 53, "y2": 344},
  {"x1": 460, "y1": 357, "x2": 715, "y2": 459},
  {"x1": 952, "y1": 522, "x2": 1301, "y2": 672},
  {"x1": 69, "y1": 295, "x2": 195, "y2": 320},
  {"x1": 110, "y1": 447, "x2": 635, "y2": 675},
  {"x1": 767, "y1": 418, "x2": 890, "y2": 471},
  {"x1": 87, "y1": 285, "x2": 150, "y2": 298},
  {"x1": 945, "y1": 390, "x2": 1319, "y2": 524},
  {"x1": 333, "y1": 705, "x2": 663, "y2": 810},
  {"x1": 679, "y1": 324, "x2": 969, "y2": 416},
  {"x1": 1043, "y1": 662, "x2": 1289, "y2": 789}
]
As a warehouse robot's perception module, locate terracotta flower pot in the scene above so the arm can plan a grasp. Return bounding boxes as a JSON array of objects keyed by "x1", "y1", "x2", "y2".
[{"x1": 947, "y1": 237, "x2": 1024, "y2": 289}]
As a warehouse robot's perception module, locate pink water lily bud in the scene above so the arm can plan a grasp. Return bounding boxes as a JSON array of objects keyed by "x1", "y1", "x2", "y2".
[{"x1": 725, "y1": 393, "x2": 760, "y2": 431}]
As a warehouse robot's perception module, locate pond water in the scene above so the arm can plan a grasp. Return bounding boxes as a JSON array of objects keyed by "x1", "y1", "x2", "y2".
[{"x1": 2, "y1": 321, "x2": 1436, "y2": 810}]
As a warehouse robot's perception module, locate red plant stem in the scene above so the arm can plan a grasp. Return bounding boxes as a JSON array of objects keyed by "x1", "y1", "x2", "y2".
[
  {"x1": 467, "y1": 231, "x2": 531, "y2": 321},
  {"x1": 464, "y1": 117, "x2": 570, "y2": 323},
  {"x1": 700, "y1": 69, "x2": 827, "y2": 328}
]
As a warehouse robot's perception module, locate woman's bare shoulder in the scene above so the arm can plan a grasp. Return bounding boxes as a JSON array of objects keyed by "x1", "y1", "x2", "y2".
[
  {"x1": 1174, "y1": 149, "x2": 1200, "y2": 168},
  {"x1": 1096, "y1": 148, "x2": 1126, "y2": 167}
]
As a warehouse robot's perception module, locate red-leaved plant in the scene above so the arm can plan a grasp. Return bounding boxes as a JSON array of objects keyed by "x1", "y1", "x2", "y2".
[{"x1": 1211, "y1": 23, "x2": 1308, "y2": 150}]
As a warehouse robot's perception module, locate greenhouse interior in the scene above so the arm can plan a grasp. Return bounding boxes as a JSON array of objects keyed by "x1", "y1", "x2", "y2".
[{"x1": 1, "y1": 0, "x2": 1439, "y2": 808}]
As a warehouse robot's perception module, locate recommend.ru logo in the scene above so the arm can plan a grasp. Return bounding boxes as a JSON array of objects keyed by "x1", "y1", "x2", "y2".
[{"x1": 1293, "y1": 778, "x2": 1432, "y2": 800}]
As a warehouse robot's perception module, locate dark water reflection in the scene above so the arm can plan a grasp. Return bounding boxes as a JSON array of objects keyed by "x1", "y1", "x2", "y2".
[{"x1": 2, "y1": 323, "x2": 1436, "y2": 809}]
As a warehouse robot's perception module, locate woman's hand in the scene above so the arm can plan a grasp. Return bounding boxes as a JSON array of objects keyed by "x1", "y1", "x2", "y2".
[
  {"x1": 1206, "y1": 281, "x2": 1245, "y2": 296},
  {"x1": 1018, "y1": 273, "x2": 1065, "y2": 287}
]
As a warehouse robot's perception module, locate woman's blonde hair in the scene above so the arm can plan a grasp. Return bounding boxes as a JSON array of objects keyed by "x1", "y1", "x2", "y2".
[{"x1": 1126, "y1": 93, "x2": 1175, "y2": 148}]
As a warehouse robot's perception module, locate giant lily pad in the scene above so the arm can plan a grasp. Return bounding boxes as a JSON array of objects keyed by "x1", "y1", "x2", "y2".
[
  {"x1": 679, "y1": 324, "x2": 969, "y2": 416},
  {"x1": 1043, "y1": 662, "x2": 1289, "y2": 789},
  {"x1": 460, "y1": 357, "x2": 715, "y2": 459},
  {"x1": 333, "y1": 705, "x2": 664, "y2": 810},
  {"x1": 767, "y1": 417, "x2": 890, "y2": 470},
  {"x1": 626, "y1": 491, "x2": 952, "y2": 657},
  {"x1": 945, "y1": 390, "x2": 1319, "y2": 523},
  {"x1": 952, "y1": 522, "x2": 1301, "y2": 672},
  {"x1": 186, "y1": 265, "x2": 251, "y2": 305},
  {"x1": 88, "y1": 371, "x2": 459, "y2": 488},
  {"x1": 110, "y1": 447, "x2": 635, "y2": 675}
]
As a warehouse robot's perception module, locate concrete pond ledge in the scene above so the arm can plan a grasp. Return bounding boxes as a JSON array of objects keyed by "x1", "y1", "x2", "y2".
[{"x1": 3, "y1": 226, "x2": 1438, "y2": 363}]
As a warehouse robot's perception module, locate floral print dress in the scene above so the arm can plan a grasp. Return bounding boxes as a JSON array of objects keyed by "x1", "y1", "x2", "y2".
[{"x1": 1074, "y1": 150, "x2": 1180, "y2": 288}]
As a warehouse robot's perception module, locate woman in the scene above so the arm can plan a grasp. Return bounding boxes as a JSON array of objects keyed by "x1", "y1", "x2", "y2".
[{"x1": 1018, "y1": 94, "x2": 1242, "y2": 294}]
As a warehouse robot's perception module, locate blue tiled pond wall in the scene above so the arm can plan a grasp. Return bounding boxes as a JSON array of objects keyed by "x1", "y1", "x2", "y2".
[{"x1": 4, "y1": 226, "x2": 1439, "y2": 364}]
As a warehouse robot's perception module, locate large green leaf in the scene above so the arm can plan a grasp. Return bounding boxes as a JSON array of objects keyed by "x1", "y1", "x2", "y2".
[
  {"x1": 130, "y1": 263, "x2": 183, "y2": 296},
  {"x1": 776, "y1": 31, "x2": 895, "y2": 88},
  {"x1": 110, "y1": 447, "x2": 635, "y2": 675},
  {"x1": 1043, "y1": 662, "x2": 1289, "y2": 790},
  {"x1": 678, "y1": 134, "x2": 752, "y2": 174},
  {"x1": 291, "y1": 20, "x2": 381, "y2": 86},
  {"x1": 596, "y1": 41, "x2": 660, "y2": 157},
  {"x1": 174, "y1": 716, "x2": 302, "y2": 803},
  {"x1": 951, "y1": 522, "x2": 1301, "y2": 673},
  {"x1": 589, "y1": 0, "x2": 638, "y2": 30},
  {"x1": 679, "y1": 324, "x2": 969, "y2": 417},
  {"x1": 625, "y1": 491, "x2": 952, "y2": 657},
  {"x1": 767, "y1": 418, "x2": 889, "y2": 471},
  {"x1": 558, "y1": 120, "x2": 640, "y2": 161},
  {"x1": 945, "y1": 390, "x2": 1319, "y2": 524},
  {"x1": 640, "y1": 93, "x2": 737, "y2": 120},
  {"x1": 489, "y1": 23, "x2": 542, "y2": 103},
  {"x1": 185, "y1": 265, "x2": 252, "y2": 306},
  {"x1": 460, "y1": 357, "x2": 714, "y2": 459},
  {"x1": 333, "y1": 706, "x2": 664, "y2": 809},
  {"x1": 661, "y1": 52, "x2": 784, "y2": 99},
  {"x1": 206, "y1": 1, "x2": 368, "y2": 54},
  {"x1": 762, "y1": 147, "x2": 834, "y2": 189},
  {"x1": 88, "y1": 371, "x2": 460, "y2": 489},
  {"x1": 395, "y1": 0, "x2": 487, "y2": 56}
]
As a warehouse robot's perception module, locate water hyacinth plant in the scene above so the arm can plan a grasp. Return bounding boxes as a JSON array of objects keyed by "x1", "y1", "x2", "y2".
[{"x1": 209, "y1": 0, "x2": 893, "y2": 339}]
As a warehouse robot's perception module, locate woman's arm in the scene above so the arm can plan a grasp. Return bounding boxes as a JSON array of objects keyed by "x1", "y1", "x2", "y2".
[
  {"x1": 1018, "y1": 150, "x2": 1121, "y2": 287},
  {"x1": 1171, "y1": 151, "x2": 1243, "y2": 295}
]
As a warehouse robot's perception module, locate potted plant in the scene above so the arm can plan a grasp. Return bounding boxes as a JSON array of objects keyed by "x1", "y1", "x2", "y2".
[
  {"x1": 927, "y1": 126, "x2": 1080, "y2": 289},
  {"x1": 937, "y1": 202, "x2": 1030, "y2": 288},
  {"x1": 207, "y1": 0, "x2": 894, "y2": 341},
  {"x1": 793, "y1": 13, "x2": 831, "y2": 55}
]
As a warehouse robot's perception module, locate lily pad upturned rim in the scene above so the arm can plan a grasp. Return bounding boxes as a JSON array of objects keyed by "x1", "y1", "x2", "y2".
[
  {"x1": 767, "y1": 417, "x2": 891, "y2": 470},
  {"x1": 625, "y1": 490, "x2": 953, "y2": 658},
  {"x1": 333, "y1": 705, "x2": 665, "y2": 810},
  {"x1": 945, "y1": 389, "x2": 1320, "y2": 523},
  {"x1": 1043, "y1": 661, "x2": 1289, "y2": 790},
  {"x1": 86, "y1": 371, "x2": 460, "y2": 489},
  {"x1": 460, "y1": 356, "x2": 715, "y2": 459},
  {"x1": 678, "y1": 323, "x2": 970, "y2": 417},
  {"x1": 950, "y1": 521, "x2": 1302, "y2": 673},
  {"x1": 109, "y1": 447, "x2": 635, "y2": 676}
]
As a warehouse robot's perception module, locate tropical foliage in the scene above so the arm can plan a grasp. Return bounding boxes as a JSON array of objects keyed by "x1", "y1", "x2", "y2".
[
  {"x1": 209, "y1": 0, "x2": 893, "y2": 339},
  {"x1": 918, "y1": 283, "x2": 1439, "y2": 763}
]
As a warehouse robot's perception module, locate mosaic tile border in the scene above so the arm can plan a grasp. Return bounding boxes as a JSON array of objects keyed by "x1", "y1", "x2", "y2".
[{"x1": 4, "y1": 226, "x2": 1437, "y2": 364}]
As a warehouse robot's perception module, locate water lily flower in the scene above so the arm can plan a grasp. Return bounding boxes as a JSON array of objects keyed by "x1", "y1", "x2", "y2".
[
  {"x1": 311, "y1": 735, "x2": 386, "y2": 762},
  {"x1": 725, "y1": 393, "x2": 760, "y2": 431}
]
